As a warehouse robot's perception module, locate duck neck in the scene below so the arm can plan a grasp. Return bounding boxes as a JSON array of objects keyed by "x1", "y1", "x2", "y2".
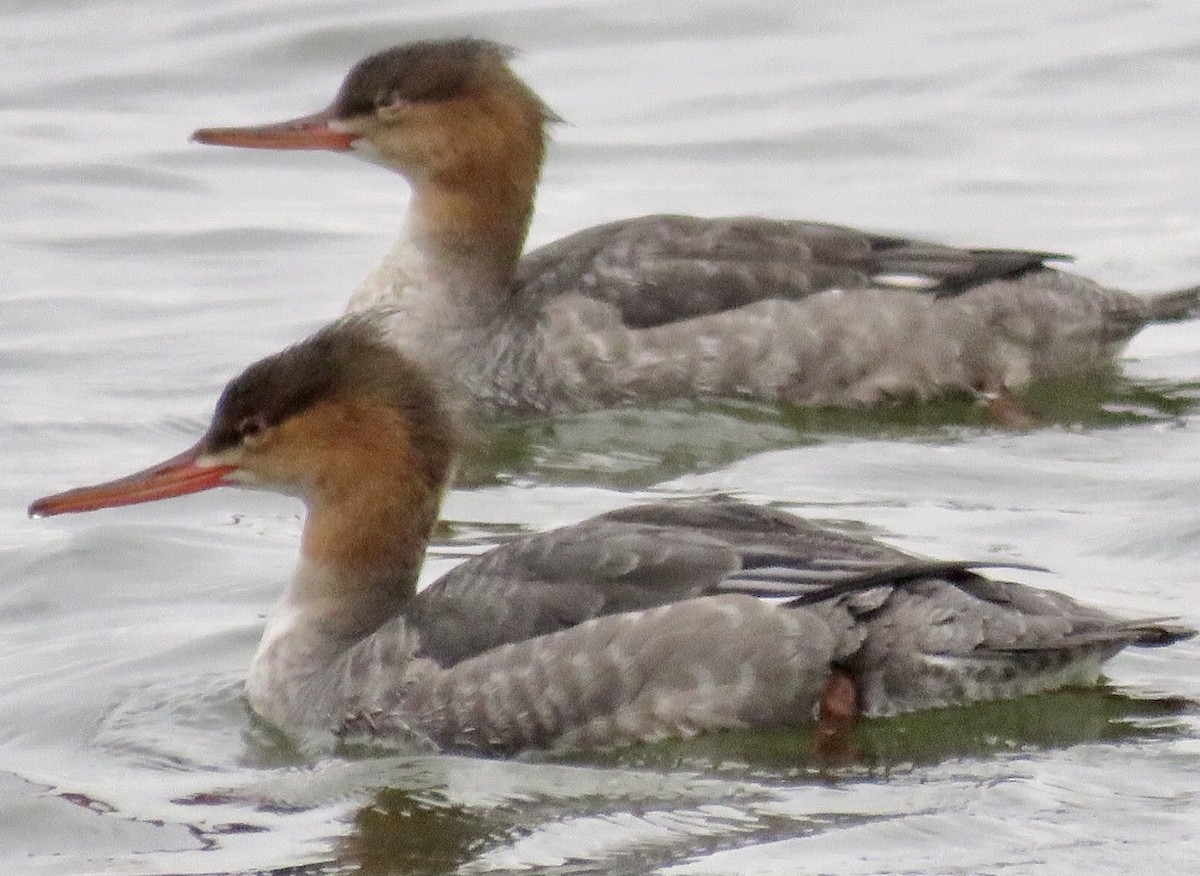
[
  {"x1": 348, "y1": 114, "x2": 545, "y2": 321},
  {"x1": 246, "y1": 476, "x2": 443, "y2": 726},
  {"x1": 245, "y1": 395, "x2": 456, "y2": 733},
  {"x1": 290, "y1": 469, "x2": 444, "y2": 646},
  {"x1": 407, "y1": 166, "x2": 536, "y2": 295}
]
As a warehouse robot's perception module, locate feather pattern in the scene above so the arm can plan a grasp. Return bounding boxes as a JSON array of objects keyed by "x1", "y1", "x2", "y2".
[
  {"x1": 34, "y1": 324, "x2": 1193, "y2": 754},
  {"x1": 191, "y1": 38, "x2": 1200, "y2": 413},
  {"x1": 323, "y1": 497, "x2": 1191, "y2": 753}
]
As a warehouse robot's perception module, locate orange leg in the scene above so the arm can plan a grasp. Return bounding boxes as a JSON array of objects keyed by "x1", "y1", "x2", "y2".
[
  {"x1": 976, "y1": 383, "x2": 1037, "y2": 429},
  {"x1": 811, "y1": 669, "x2": 860, "y2": 760}
]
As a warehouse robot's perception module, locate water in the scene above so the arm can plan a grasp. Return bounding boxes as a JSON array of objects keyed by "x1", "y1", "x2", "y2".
[{"x1": 3, "y1": 0, "x2": 1200, "y2": 872}]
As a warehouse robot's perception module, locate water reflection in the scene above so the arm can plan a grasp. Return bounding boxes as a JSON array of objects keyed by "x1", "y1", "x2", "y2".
[
  {"x1": 557, "y1": 687, "x2": 1193, "y2": 775},
  {"x1": 8, "y1": 1, "x2": 1200, "y2": 873},
  {"x1": 458, "y1": 375, "x2": 1200, "y2": 488},
  {"x1": 342, "y1": 790, "x2": 509, "y2": 876},
  {"x1": 327, "y1": 688, "x2": 1191, "y2": 876}
]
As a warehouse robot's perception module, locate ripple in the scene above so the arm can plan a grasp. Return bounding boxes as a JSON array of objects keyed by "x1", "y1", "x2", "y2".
[{"x1": 5, "y1": 2, "x2": 1200, "y2": 875}]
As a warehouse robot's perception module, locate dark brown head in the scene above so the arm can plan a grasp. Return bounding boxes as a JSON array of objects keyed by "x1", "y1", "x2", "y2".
[
  {"x1": 192, "y1": 38, "x2": 557, "y2": 265},
  {"x1": 192, "y1": 38, "x2": 559, "y2": 181},
  {"x1": 30, "y1": 319, "x2": 459, "y2": 516},
  {"x1": 331, "y1": 39, "x2": 535, "y2": 116}
]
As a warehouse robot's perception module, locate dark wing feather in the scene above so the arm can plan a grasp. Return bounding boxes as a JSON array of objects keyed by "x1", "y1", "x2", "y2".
[
  {"x1": 408, "y1": 497, "x2": 907, "y2": 666},
  {"x1": 515, "y1": 215, "x2": 1069, "y2": 330},
  {"x1": 407, "y1": 518, "x2": 738, "y2": 666},
  {"x1": 407, "y1": 497, "x2": 1193, "y2": 678}
]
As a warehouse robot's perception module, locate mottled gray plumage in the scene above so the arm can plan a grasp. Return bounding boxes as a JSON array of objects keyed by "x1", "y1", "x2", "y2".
[
  {"x1": 193, "y1": 37, "x2": 1200, "y2": 414},
  {"x1": 194, "y1": 331, "x2": 1188, "y2": 754},
  {"x1": 333, "y1": 496, "x2": 1191, "y2": 754},
  {"x1": 38, "y1": 323, "x2": 1191, "y2": 755},
  {"x1": 361, "y1": 203, "x2": 1200, "y2": 414}
]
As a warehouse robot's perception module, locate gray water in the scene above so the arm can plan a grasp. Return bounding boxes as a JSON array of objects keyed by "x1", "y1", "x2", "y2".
[{"x1": 3, "y1": 1, "x2": 1200, "y2": 873}]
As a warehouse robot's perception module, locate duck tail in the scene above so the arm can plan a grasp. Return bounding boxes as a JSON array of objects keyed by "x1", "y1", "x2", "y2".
[
  {"x1": 1144, "y1": 284, "x2": 1200, "y2": 323},
  {"x1": 1126, "y1": 618, "x2": 1197, "y2": 647}
]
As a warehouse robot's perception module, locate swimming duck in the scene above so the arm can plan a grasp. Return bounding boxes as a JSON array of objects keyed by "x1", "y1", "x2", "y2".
[
  {"x1": 192, "y1": 38, "x2": 1200, "y2": 417},
  {"x1": 29, "y1": 320, "x2": 1193, "y2": 753}
]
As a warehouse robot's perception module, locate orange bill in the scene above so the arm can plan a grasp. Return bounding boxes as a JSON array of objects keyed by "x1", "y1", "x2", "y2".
[
  {"x1": 29, "y1": 443, "x2": 236, "y2": 517},
  {"x1": 192, "y1": 106, "x2": 356, "y2": 151}
]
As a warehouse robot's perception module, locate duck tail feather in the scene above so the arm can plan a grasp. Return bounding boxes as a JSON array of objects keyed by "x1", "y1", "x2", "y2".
[{"x1": 1144, "y1": 284, "x2": 1200, "y2": 323}]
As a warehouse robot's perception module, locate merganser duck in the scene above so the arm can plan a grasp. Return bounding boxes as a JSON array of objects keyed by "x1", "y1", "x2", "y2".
[
  {"x1": 29, "y1": 320, "x2": 1193, "y2": 753},
  {"x1": 192, "y1": 38, "x2": 1200, "y2": 416}
]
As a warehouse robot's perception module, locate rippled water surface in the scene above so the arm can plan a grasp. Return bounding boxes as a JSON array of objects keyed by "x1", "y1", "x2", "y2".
[{"x1": 4, "y1": 1, "x2": 1200, "y2": 873}]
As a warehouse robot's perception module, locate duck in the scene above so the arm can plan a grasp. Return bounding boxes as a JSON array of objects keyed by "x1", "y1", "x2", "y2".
[
  {"x1": 29, "y1": 319, "x2": 1193, "y2": 754},
  {"x1": 191, "y1": 37, "x2": 1200, "y2": 418}
]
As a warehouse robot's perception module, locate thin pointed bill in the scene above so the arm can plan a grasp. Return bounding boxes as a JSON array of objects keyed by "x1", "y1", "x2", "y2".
[
  {"x1": 191, "y1": 106, "x2": 357, "y2": 151},
  {"x1": 29, "y1": 443, "x2": 236, "y2": 518}
]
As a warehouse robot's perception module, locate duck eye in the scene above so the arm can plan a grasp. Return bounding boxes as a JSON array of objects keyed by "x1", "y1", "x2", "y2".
[
  {"x1": 238, "y1": 415, "x2": 268, "y2": 442},
  {"x1": 374, "y1": 91, "x2": 411, "y2": 115}
]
